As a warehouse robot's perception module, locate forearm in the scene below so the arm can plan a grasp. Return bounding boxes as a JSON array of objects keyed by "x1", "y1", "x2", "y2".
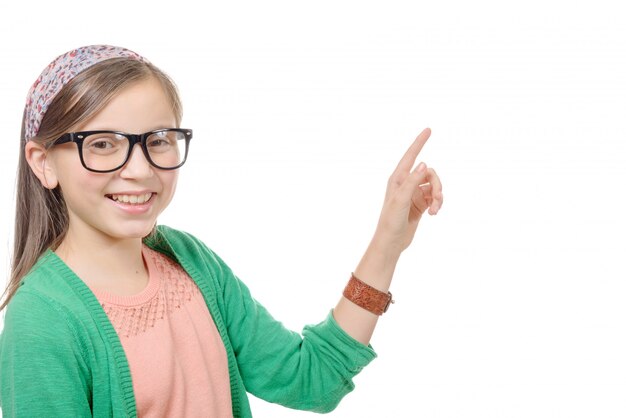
[{"x1": 333, "y1": 236, "x2": 401, "y2": 345}]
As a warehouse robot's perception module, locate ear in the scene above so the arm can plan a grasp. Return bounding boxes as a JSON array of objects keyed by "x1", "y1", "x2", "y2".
[{"x1": 25, "y1": 141, "x2": 59, "y2": 189}]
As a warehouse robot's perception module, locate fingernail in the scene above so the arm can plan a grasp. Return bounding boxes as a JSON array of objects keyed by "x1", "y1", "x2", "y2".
[{"x1": 417, "y1": 162, "x2": 426, "y2": 172}]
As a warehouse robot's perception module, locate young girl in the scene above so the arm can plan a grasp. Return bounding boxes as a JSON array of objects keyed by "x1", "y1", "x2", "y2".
[{"x1": 0, "y1": 45, "x2": 443, "y2": 417}]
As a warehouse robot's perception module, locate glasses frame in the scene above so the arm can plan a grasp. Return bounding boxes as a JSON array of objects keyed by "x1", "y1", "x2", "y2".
[{"x1": 51, "y1": 128, "x2": 192, "y2": 173}]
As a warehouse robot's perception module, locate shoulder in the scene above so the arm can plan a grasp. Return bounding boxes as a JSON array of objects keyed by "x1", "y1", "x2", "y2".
[
  {"x1": 3, "y1": 251, "x2": 89, "y2": 337},
  {"x1": 1, "y1": 286, "x2": 82, "y2": 358},
  {"x1": 2, "y1": 251, "x2": 102, "y2": 352},
  {"x1": 148, "y1": 225, "x2": 211, "y2": 255},
  {"x1": 148, "y1": 225, "x2": 225, "y2": 263},
  {"x1": 3, "y1": 287, "x2": 66, "y2": 329},
  {"x1": 147, "y1": 224, "x2": 233, "y2": 278},
  {"x1": 12, "y1": 250, "x2": 89, "y2": 316}
]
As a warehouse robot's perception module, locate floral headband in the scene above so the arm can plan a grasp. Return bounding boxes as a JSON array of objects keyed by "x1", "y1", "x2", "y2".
[{"x1": 24, "y1": 45, "x2": 148, "y2": 141}]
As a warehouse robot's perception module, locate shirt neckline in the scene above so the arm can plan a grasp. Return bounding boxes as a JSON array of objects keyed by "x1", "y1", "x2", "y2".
[{"x1": 89, "y1": 245, "x2": 161, "y2": 307}]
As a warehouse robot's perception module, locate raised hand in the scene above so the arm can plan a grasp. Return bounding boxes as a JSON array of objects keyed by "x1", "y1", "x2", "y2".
[
  {"x1": 335, "y1": 128, "x2": 443, "y2": 344},
  {"x1": 373, "y1": 127, "x2": 443, "y2": 255}
]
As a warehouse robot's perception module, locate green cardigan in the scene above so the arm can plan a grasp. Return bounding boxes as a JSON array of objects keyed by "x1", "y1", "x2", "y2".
[{"x1": 0, "y1": 225, "x2": 376, "y2": 417}]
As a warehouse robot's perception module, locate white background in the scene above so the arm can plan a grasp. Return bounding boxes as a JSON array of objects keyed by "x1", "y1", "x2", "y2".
[{"x1": 1, "y1": 1, "x2": 625, "y2": 417}]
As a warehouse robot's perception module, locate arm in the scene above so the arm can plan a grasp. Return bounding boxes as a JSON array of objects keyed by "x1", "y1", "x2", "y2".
[
  {"x1": 215, "y1": 255, "x2": 376, "y2": 413},
  {"x1": 0, "y1": 290, "x2": 92, "y2": 417},
  {"x1": 334, "y1": 128, "x2": 444, "y2": 344}
]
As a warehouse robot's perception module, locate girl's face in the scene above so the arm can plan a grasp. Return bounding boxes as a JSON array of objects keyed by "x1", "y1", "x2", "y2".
[{"x1": 46, "y1": 76, "x2": 179, "y2": 244}]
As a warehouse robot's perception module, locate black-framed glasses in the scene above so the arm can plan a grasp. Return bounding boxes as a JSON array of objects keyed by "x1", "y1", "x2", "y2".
[{"x1": 51, "y1": 128, "x2": 192, "y2": 173}]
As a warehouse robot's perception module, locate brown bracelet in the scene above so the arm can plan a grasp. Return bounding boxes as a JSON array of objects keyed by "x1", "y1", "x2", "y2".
[{"x1": 342, "y1": 273, "x2": 394, "y2": 316}]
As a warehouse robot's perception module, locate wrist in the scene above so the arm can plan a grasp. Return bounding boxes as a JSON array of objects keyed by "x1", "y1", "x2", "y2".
[
  {"x1": 368, "y1": 232, "x2": 404, "y2": 262},
  {"x1": 353, "y1": 239, "x2": 401, "y2": 293}
]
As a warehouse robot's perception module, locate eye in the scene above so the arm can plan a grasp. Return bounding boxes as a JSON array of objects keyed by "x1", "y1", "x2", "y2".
[
  {"x1": 84, "y1": 133, "x2": 125, "y2": 153},
  {"x1": 147, "y1": 138, "x2": 169, "y2": 147},
  {"x1": 91, "y1": 140, "x2": 114, "y2": 149},
  {"x1": 147, "y1": 131, "x2": 175, "y2": 148}
]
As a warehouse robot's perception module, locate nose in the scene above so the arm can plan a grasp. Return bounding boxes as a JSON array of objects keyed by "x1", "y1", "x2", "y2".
[{"x1": 119, "y1": 143, "x2": 153, "y2": 179}]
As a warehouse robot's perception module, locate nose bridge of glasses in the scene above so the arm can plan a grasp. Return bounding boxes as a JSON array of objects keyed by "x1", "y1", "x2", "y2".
[
  {"x1": 124, "y1": 133, "x2": 153, "y2": 167},
  {"x1": 126, "y1": 133, "x2": 144, "y2": 147},
  {"x1": 126, "y1": 133, "x2": 151, "y2": 159}
]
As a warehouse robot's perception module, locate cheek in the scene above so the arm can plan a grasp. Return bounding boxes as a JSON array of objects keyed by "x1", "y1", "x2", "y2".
[
  {"x1": 61, "y1": 175, "x2": 110, "y2": 207},
  {"x1": 159, "y1": 171, "x2": 179, "y2": 203},
  {"x1": 53, "y1": 155, "x2": 109, "y2": 197}
]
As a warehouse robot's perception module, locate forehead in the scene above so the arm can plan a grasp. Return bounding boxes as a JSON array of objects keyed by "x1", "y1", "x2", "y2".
[{"x1": 77, "y1": 77, "x2": 176, "y2": 133}]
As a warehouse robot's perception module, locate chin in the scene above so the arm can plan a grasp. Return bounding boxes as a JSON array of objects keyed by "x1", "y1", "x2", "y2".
[{"x1": 107, "y1": 222, "x2": 157, "y2": 241}]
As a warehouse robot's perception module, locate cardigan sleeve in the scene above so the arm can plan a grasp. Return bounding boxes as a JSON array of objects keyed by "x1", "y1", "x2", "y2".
[
  {"x1": 0, "y1": 289, "x2": 92, "y2": 417},
  {"x1": 213, "y1": 252, "x2": 378, "y2": 413}
]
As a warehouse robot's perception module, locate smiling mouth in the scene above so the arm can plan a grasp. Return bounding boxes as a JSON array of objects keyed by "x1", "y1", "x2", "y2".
[{"x1": 106, "y1": 193, "x2": 154, "y2": 204}]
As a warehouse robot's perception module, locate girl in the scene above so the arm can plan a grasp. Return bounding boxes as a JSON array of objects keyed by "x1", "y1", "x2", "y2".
[{"x1": 0, "y1": 45, "x2": 443, "y2": 417}]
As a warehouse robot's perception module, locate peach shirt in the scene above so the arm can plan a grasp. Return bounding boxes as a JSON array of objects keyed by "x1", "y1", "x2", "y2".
[{"x1": 93, "y1": 246, "x2": 233, "y2": 417}]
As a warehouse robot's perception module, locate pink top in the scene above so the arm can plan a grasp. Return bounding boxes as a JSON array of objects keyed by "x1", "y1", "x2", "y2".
[{"x1": 92, "y1": 246, "x2": 233, "y2": 417}]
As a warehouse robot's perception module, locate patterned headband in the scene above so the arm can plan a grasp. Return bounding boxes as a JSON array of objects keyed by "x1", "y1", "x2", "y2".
[{"x1": 24, "y1": 45, "x2": 148, "y2": 141}]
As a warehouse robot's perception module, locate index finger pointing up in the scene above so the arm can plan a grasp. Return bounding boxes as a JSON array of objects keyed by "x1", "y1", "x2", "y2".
[{"x1": 392, "y1": 127, "x2": 432, "y2": 177}]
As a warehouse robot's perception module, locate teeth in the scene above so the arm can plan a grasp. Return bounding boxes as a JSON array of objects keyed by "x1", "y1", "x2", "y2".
[{"x1": 110, "y1": 193, "x2": 152, "y2": 204}]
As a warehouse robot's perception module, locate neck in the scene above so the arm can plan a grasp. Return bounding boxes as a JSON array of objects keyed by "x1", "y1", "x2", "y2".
[{"x1": 55, "y1": 223, "x2": 149, "y2": 296}]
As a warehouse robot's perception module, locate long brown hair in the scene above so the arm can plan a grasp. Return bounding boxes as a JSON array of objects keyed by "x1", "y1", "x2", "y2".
[{"x1": 0, "y1": 57, "x2": 183, "y2": 311}]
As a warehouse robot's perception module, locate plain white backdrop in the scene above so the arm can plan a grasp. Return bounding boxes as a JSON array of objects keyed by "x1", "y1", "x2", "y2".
[{"x1": 1, "y1": 1, "x2": 625, "y2": 417}]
